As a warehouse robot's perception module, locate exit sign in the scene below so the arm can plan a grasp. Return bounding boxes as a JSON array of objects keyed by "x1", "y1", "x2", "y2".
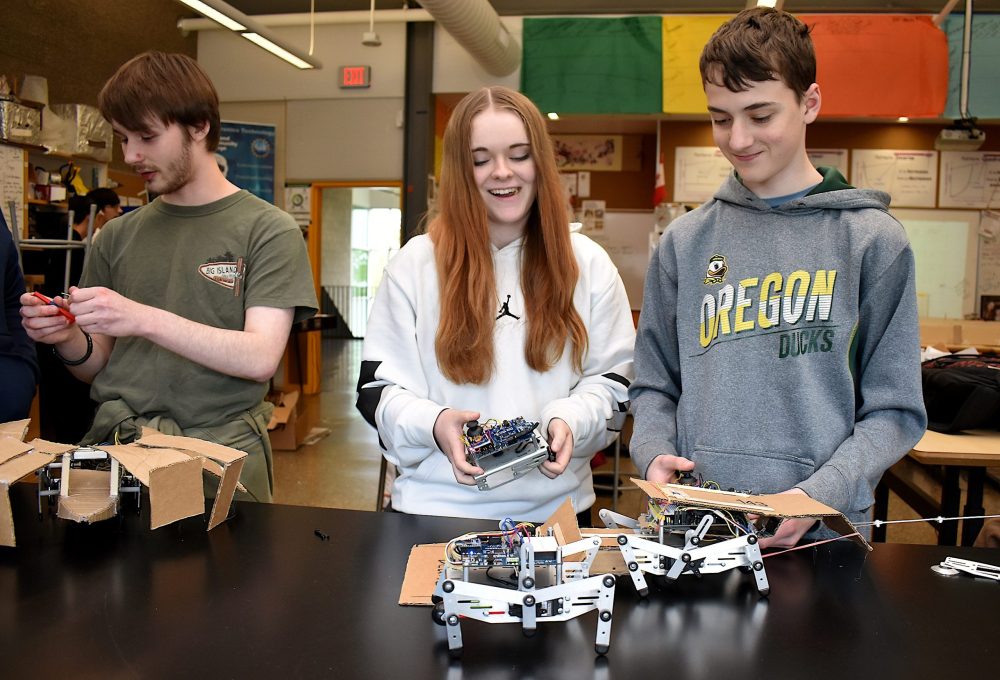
[{"x1": 339, "y1": 65, "x2": 371, "y2": 89}]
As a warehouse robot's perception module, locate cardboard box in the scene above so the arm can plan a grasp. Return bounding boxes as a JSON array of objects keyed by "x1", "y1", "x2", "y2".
[
  {"x1": 0, "y1": 421, "x2": 248, "y2": 546},
  {"x1": 267, "y1": 390, "x2": 310, "y2": 450}
]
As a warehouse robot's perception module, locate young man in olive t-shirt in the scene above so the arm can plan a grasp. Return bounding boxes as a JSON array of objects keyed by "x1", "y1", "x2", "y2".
[{"x1": 20, "y1": 52, "x2": 317, "y2": 501}]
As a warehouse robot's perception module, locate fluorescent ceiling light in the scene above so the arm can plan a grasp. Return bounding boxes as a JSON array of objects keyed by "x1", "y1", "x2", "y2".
[
  {"x1": 242, "y1": 33, "x2": 314, "y2": 70},
  {"x1": 175, "y1": 0, "x2": 321, "y2": 69},
  {"x1": 177, "y1": 0, "x2": 245, "y2": 32}
]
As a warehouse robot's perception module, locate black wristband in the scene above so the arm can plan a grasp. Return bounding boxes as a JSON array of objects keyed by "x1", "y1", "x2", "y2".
[{"x1": 53, "y1": 329, "x2": 93, "y2": 366}]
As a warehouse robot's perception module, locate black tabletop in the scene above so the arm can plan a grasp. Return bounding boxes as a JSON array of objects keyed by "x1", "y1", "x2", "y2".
[{"x1": 1, "y1": 484, "x2": 998, "y2": 680}]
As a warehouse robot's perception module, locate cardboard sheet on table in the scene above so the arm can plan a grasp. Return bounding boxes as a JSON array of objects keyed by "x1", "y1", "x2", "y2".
[
  {"x1": 400, "y1": 543, "x2": 447, "y2": 606},
  {"x1": 538, "y1": 497, "x2": 585, "y2": 561}
]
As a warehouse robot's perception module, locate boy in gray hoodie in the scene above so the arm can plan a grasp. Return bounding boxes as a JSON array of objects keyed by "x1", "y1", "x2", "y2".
[{"x1": 629, "y1": 7, "x2": 927, "y2": 549}]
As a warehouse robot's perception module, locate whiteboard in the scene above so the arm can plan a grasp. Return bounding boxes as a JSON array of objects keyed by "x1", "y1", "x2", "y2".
[
  {"x1": 891, "y1": 208, "x2": 978, "y2": 318},
  {"x1": 584, "y1": 210, "x2": 654, "y2": 309},
  {"x1": 0, "y1": 144, "x2": 25, "y2": 235}
]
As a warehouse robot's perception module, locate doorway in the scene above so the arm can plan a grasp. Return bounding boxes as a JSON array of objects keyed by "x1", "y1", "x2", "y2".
[{"x1": 310, "y1": 182, "x2": 402, "y2": 338}]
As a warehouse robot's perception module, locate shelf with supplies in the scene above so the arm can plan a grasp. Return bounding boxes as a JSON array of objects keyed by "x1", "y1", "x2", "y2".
[
  {"x1": 27, "y1": 149, "x2": 108, "y2": 204},
  {"x1": 0, "y1": 141, "x2": 108, "y2": 240},
  {"x1": 1, "y1": 141, "x2": 103, "y2": 295}
]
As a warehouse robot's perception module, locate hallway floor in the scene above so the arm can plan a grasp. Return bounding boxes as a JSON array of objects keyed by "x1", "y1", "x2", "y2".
[{"x1": 273, "y1": 338, "x2": 1000, "y2": 545}]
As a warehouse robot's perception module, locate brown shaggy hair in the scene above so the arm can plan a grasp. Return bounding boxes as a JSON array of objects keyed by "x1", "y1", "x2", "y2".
[
  {"x1": 98, "y1": 51, "x2": 221, "y2": 151},
  {"x1": 429, "y1": 87, "x2": 587, "y2": 384},
  {"x1": 699, "y1": 7, "x2": 816, "y2": 101}
]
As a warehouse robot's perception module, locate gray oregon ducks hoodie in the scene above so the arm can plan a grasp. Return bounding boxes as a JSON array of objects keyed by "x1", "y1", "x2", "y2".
[{"x1": 629, "y1": 168, "x2": 927, "y2": 529}]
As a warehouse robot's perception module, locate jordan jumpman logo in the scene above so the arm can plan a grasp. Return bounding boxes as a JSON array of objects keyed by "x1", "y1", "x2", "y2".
[{"x1": 496, "y1": 294, "x2": 520, "y2": 320}]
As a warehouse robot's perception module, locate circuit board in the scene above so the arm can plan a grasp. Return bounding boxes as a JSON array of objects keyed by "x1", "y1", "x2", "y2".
[
  {"x1": 452, "y1": 534, "x2": 521, "y2": 567},
  {"x1": 450, "y1": 533, "x2": 559, "y2": 568},
  {"x1": 463, "y1": 417, "x2": 552, "y2": 491},
  {"x1": 463, "y1": 417, "x2": 539, "y2": 459}
]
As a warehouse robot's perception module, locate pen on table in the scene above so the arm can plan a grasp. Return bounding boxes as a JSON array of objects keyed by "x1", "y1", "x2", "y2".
[{"x1": 31, "y1": 291, "x2": 76, "y2": 323}]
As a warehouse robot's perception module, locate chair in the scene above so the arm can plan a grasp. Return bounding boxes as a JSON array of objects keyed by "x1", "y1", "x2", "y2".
[
  {"x1": 375, "y1": 456, "x2": 395, "y2": 512},
  {"x1": 591, "y1": 414, "x2": 637, "y2": 512}
]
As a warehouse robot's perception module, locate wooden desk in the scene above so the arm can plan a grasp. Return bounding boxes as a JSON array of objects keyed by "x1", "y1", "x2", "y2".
[
  {"x1": 875, "y1": 429, "x2": 1000, "y2": 546},
  {"x1": 2, "y1": 485, "x2": 999, "y2": 678}
]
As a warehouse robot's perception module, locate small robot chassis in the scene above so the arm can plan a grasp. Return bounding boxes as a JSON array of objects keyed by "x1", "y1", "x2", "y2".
[
  {"x1": 432, "y1": 525, "x2": 617, "y2": 655},
  {"x1": 462, "y1": 417, "x2": 554, "y2": 491}
]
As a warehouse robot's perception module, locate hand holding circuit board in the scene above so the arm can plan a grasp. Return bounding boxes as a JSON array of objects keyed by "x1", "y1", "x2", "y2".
[{"x1": 462, "y1": 417, "x2": 554, "y2": 491}]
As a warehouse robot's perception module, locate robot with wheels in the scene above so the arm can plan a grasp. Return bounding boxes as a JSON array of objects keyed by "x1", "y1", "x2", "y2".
[{"x1": 431, "y1": 524, "x2": 617, "y2": 655}]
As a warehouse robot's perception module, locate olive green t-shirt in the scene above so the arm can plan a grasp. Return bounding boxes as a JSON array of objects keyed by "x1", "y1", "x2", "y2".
[{"x1": 81, "y1": 190, "x2": 318, "y2": 429}]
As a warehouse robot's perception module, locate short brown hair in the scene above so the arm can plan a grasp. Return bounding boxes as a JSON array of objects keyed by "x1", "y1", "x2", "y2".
[
  {"x1": 98, "y1": 51, "x2": 221, "y2": 151},
  {"x1": 699, "y1": 7, "x2": 815, "y2": 101}
]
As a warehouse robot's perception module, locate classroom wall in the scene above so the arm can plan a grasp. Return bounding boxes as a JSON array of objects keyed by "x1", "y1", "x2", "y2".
[
  {"x1": 0, "y1": 0, "x2": 196, "y2": 172},
  {"x1": 199, "y1": 22, "x2": 409, "y2": 183},
  {"x1": 660, "y1": 119, "x2": 1000, "y2": 204}
]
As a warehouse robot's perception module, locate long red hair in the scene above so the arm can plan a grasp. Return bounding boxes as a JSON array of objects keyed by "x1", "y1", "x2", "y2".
[{"x1": 429, "y1": 87, "x2": 587, "y2": 384}]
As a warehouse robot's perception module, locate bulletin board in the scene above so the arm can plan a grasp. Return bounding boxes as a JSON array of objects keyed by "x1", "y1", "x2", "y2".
[
  {"x1": 891, "y1": 208, "x2": 978, "y2": 319},
  {"x1": 0, "y1": 144, "x2": 26, "y2": 236},
  {"x1": 584, "y1": 210, "x2": 655, "y2": 309}
]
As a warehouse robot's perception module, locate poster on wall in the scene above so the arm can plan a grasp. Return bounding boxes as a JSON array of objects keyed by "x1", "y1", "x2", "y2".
[
  {"x1": 284, "y1": 185, "x2": 310, "y2": 227},
  {"x1": 851, "y1": 149, "x2": 938, "y2": 209},
  {"x1": 217, "y1": 121, "x2": 276, "y2": 204},
  {"x1": 939, "y1": 151, "x2": 1000, "y2": 209},
  {"x1": 551, "y1": 135, "x2": 623, "y2": 171},
  {"x1": 674, "y1": 146, "x2": 731, "y2": 203},
  {"x1": 0, "y1": 144, "x2": 25, "y2": 236},
  {"x1": 580, "y1": 199, "x2": 606, "y2": 234}
]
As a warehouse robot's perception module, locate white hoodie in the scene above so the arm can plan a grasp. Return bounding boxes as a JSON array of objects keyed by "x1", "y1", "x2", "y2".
[{"x1": 357, "y1": 231, "x2": 635, "y2": 521}]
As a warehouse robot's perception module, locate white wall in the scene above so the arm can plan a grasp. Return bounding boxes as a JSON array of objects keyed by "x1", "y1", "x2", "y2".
[
  {"x1": 199, "y1": 23, "x2": 407, "y2": 100},
  {"x1": 285, "y1": 98, "x2": 404, "y2": 181},
  {"x1": 198, "y1": 17, "x2": 527, "y2": 183},
  {"x1": 200, "y1": 23, "x2": 409, "y2": 183}
]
